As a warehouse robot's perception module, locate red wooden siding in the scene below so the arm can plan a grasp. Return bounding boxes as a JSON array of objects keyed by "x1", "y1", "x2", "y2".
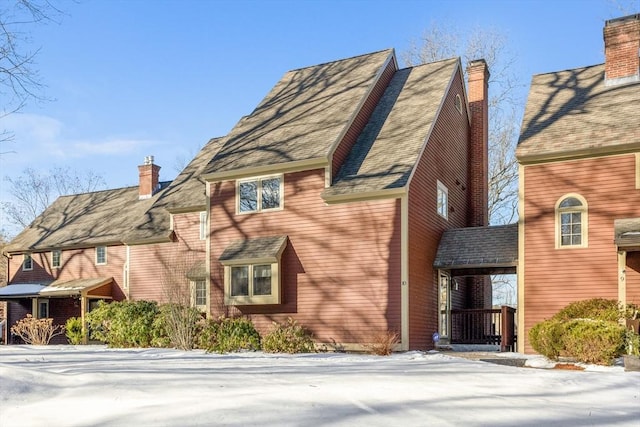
[
  {"x1": 129, "y1": 212, "x2": 206, "y2": 302},
  {"x1": 9, "y1": 246, "x2": 127, "y2": 300},
  {"x1": 209, "y1": 169, "x2": 401, "y2": 346},
  {"x1": 408, "y1": 67, "x2": 472, "y2": 349},
  {"x1": 522, "y1": 154, "x2": 640, "y2": 352},
  {"x1": 332, "y1": 59, "x2": 397, "y2": 180}
]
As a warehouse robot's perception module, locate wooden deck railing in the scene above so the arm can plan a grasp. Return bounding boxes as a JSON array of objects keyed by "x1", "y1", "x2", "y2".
[{"x1": 450, "y1": 306, "x2": 516, "y2": 352}]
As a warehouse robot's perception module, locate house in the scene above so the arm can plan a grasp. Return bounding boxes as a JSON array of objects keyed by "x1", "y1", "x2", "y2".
[
  {"x1": 0, "y1": 139, "x2": 224, "y2": 344},
  {"x1": 201, "y1": 49, "x2": 490, "y2": 351},
  {"x1": 517, "y1": 14, "x2": 640, "y2": 353},
  {"x1": 2, "y1": 48, "x2": 490, "y2": 351}
]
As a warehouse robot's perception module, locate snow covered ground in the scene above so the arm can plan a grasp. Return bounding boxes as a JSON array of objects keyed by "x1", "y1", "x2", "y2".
[{"x1": 0, "y1": 346, "x2": 638, "y2": 427}]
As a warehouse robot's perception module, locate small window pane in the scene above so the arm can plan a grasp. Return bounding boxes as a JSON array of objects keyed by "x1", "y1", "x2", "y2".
[
  {"x1": 571, "y1": 213, "x2": 581, "y2": 224},
  {"x1": 253, "y1": 265, "x2": 272, "y2": 296},
  {"x1": 262, "y1": 178, "x2": 280, "y2": 210},
  {"x1": 559, "y1": 197, "x2": 582, "y2": 208},
  {"x1": 239, "y1": 181, "x2": 258, "y2": 212},
  {"x1": 231, "y1": 266, "x2": 249, "y2": 296},
  {"x1": 572, "y1": 235, "x2": 582, "y2": 245}
]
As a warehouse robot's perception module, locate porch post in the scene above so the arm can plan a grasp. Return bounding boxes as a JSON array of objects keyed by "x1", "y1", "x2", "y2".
[
  {"x1": 618, "y1": 250, "x2": 627, "y2": 311},
  {"x1": 80, "y1": 293, "x2": 87, "y2": 345}
]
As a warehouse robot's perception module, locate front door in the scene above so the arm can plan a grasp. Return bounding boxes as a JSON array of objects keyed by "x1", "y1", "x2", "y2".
[{"x1": 438, "y1": 271, "x2": 451, "y2": 341}]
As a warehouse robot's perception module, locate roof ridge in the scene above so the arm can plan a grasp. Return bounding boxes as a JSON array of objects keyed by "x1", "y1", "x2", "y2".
[
  {"x1": 287, "y1": 48, "x2": 394, "y2": 73},
  {"x1": 398, "y1": 56, "x2": 459, "y2": 71},
  {"x1": 532, "y1": 62, "x2": 604, "y2": 77}
]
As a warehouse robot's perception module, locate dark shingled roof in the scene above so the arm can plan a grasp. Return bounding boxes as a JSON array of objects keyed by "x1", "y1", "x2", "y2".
[
  {"x1": 155, "y1": 137, "x2": 225, "y2": 212},
  {"x1": 203, "y1": 49, "x2": 394, "y2": 175},
  {"x1": 517, "y1": 63, "x2": 640, "y2": 162},
  {"x1": 5, "y1": 183, "x2": 171, "y2": 252},
  {"x1": 5, "y1": 138, "x2": 225, "y2": 253},
  {"x1": 323, "y1": 58, "x2": 459, "y2": 197},
  {"x1": 614, "y1": 218, "x2": 640, "y2": 250},
  {"x1": 434, "y1": 224, "x2": 518, "y2": 271},
  {"x1": 219, "y1": 236, "x2": 288, "y2": 264}
]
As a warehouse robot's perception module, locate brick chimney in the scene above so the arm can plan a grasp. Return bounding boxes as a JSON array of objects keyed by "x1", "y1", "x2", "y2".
[
  {"x1": 604, "y1": 14, "x2": 640, "y2": 86},
  {"x1": 467, "y1": 59, "x2": 489, "y2": 227},
  {"x1": 138, "y1": 155, "x2": 160, "y2": 199}
]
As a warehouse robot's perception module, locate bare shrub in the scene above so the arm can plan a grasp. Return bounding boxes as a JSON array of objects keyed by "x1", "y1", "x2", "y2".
[
  {"x1": 363, "y1": 330, "x2": 399, "y2": 356},
  {"x1": 11, "y1": 314, "x2": 64, "y2": 345}
]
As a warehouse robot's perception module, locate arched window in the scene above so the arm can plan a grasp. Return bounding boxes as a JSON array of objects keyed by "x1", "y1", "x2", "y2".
[
  {"x1": 556, "y1": 194, "x2": 588, "y2": 248},
  {"x1": 454, "y1": 94, "x2": 462, "y2": 114}
]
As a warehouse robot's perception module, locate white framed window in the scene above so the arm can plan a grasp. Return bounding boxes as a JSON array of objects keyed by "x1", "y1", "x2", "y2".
[
  {"x1": 96, "y1": 246, "x2": 107, "y2": 265},
  {"x1": 224, "y1": 263, "x2": 280, "y2": 305},
  {"x1": 436, "y1": 180, "x2": 448, "y2": 220},
  {"x1": 190, "y1": 280, "x2": 207, "y2": 310},
  {"x1": 23, "y1": 253, "x2": 33, "y2": 271},
  {"x1": 51, "y1": 250, "x2": 61, "y2": 268},
  {"x1": 555, "y1": 194, "x2": 588, "y2": 249},
  {"x1": 237, "y1": 175, "x2": 282, "y2": 214},
  {"x1": 199, "y1": 211, "x2": 207, "y2": 240}
]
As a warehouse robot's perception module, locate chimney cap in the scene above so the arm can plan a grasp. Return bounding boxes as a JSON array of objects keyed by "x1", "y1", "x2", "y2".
[
  {"x1": 143, "y1": 155, "x2": 154, "y2": 165},
  {"x1": 605, "y1": 13, "x2": 639, "y2": 27}
]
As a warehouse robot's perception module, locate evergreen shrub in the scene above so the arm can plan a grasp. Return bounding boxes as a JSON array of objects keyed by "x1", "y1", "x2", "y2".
[
  {"x1": 261, "y1": 318, "x2": 315, "y2": 354},
  {"x1": 198, "y1": 316, "x2": 261, "y2": 353}
]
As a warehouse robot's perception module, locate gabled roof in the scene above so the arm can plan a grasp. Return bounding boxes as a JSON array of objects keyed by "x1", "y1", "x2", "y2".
[
  {"x1": 154, "y1": 137, "x2": 225, "y2": 212},
  {"x1": 5, "y1": 138, "x2": 225, "y2": 253},
  {"x1": 322, "y1": 58, "x2": 459, "y2": 200},
  {"x1": 203, "y1": 49, "x2": 395, "y2": 179},
  {"x1": 434, "y1": 223, "x2": 518, "y2": 272},
  {"x1": 5, "y1": 184, "x2": 169, "y2": 253},
  {"x1": 517, "y1": 63, "x2": 640, "y2": 162}
]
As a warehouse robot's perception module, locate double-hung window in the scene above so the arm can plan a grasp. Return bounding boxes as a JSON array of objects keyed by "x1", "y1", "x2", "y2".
[
  {"x1": 238, "y1": 175, "x2": 282, "y2": 213},
  {"x1": 556, "y1": 194, "x2": 588, "y2": 248},
  {"x1": 191, "y1": 280, "x2": 207, "y2": 310},
  {"x1": 51, "y1": 250, "x2": 61, "y2": 268},
  {"x1": 23, "y1": 253, "x2": 33, "y2": 271},
  {"x1": 96, "y1": 246, "x2": 107, "y2": 265}
]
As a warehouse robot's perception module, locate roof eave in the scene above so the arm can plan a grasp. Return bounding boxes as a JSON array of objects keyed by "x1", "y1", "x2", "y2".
[
  {"x1": 517, "y1": 141, "x2": 640, "y2": 164},
  {"x1": 321, "y1": 187, "x2": 406, "y2": 205}
]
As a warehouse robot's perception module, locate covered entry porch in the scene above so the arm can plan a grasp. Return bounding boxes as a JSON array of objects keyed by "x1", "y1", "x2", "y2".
[{"x1": 434, "y1": 224, "x2": 518, "y2": 351}]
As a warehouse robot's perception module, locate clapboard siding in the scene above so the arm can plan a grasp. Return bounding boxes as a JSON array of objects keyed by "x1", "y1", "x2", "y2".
[
  {"x1": 210, "y1": 169, "x2": 401, "y2": 346},
  {"x1": 8, "y1": 246, "x2": 126, "y2": 300},
  {"x1": 129, "y1": 212, "x2": 205, "y2": 302},
  {"x1": 522, "y1": 153, "x2": 640, "y2": 352},
  {"x1": 408, "y1": 67, "x2": 472, "y2": 349}
]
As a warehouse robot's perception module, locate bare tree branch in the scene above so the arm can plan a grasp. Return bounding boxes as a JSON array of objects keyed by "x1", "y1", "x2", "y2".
[
  {"x1": 1, "y1": 1, "x2": 63, "y2": 150},
  {"x1": 403, "y1": 23, "x2": 524, "y2": 226},
  {"x1": 1, "y1": 166, "x2": 106, "y2": 230}
]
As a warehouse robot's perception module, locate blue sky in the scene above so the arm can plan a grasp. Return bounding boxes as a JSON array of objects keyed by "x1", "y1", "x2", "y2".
[{"x1": 0, "y1": 0, "x2": 638, "y2": 235}]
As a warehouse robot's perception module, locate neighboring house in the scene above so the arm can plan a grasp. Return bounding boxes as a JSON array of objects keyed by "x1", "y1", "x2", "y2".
[
  {"x1": 1, "y1": 48, "x2": 490, "y2": 351},
  {"x1": 517, "y1": 14, "x2": 640, "y2": 353},
  {"x1": 0, "y1": 138, "x2": 223, "y2": 344},
  {"x1": 202, "y1": 48, "x2": 490, "y2": 350}
]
